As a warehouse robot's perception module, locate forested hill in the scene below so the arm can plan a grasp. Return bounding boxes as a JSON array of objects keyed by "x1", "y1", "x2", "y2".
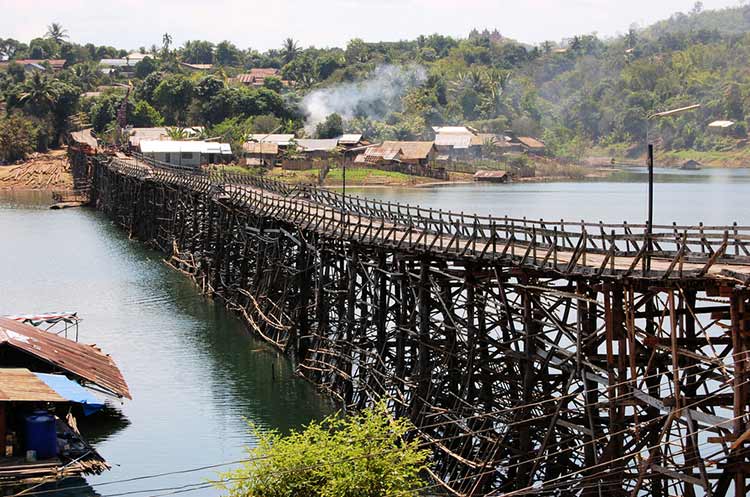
[
  {"x1": 645, "y1": 3, "x2": 750, "y2": 37},
  {"x1": 3, "y1": 3, "x2": 750, "y2": 163}
]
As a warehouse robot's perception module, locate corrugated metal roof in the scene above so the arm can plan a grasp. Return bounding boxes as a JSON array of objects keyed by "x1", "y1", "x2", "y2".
[
  {"x1": 432, "y1": 126, "x2": 476, "y2": 134},
  {"x1": 140, "y1": 140, "x2": 231, "y2": 154},
  {"x1": 708, "y1": 120, "x2": 735, "y2": 128},
  {"x1": 435, "y1": 134, "x2": 472, "y2": 149},
  {"x1": 70, "y1": 129, "x2": 98, "y2": 151},
  {"x1": 368, "y1": 141, "x2": 436, "y2": 160},
  {"x1": 180, "y1": 62, "x2": 213, "y2": 70},
  {"x1": 517, "y1": 136, "x2": 545, "y2": 149},
  {"x1": 474, "y1": 170, "x2": 508, "y2": 179},
  {"x1": 337, "y1": 134, "x2": 362, "y2": 145},
  {"x1": 0, "y1": 317, "x2": 131, "y2": 399},
  {"x1": 296, "y1": 139, "x2": 339, "y2": 152},
  {"x1": 246, "y1": 134, "x2": 295, "y2": 146},
  {"x1": 0, "y1": 368, "x2": 67, "y2": 402},
  {"x1": 243, "y1": 142, "x2": 279, "y2": 154},
  {"x1": 0, "y1": 59, "x2": 66, "y2": 70}
]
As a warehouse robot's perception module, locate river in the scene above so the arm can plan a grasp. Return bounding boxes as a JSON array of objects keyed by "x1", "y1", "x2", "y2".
[
  {"x1": 0, "y1": 166, "x2": 747, "y2": 496},
  {"x1": 0, "y1": 192, "x2": 333, "y2": 497},
  {"x1": 346, "y1": 166, "x2": 750, "y2": 226}
]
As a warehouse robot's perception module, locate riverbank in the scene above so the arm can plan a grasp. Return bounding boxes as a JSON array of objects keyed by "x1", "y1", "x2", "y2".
[
  {"x1": 585, "y1": 144, "x2": 750, "y2": 168},
  {"x1": 265, "y1": 163, "x2": 611, "y2": 188},
  {"x1": 0, "y1": 149, "x2": 73, "y2": 190}
]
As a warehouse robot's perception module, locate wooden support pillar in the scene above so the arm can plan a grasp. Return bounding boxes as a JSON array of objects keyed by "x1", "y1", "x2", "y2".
[{"x1": 730, "y1": 288, "x2": 749, "y2": 496}]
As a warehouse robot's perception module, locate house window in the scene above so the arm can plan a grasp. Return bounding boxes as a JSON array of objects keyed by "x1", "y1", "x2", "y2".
[{"x1": 181, "y1": 152, "x2": 193, "y2": 160}]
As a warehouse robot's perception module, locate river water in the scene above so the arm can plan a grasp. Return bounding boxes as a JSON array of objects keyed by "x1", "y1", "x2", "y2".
[
  {"x1": 347, "y1": 167, "x2": 750, "y2": 226},
  {"x1": 0, "y1": 192, "x2": 332, "y2": 497},
  {"x1": 0, "y1": 166, "x2": 747, "y2": 496}
]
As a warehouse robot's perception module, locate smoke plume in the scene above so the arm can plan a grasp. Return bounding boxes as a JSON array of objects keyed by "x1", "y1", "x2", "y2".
[{"x1": 302, "y1": 64, "x2": 427, "y2": 132}]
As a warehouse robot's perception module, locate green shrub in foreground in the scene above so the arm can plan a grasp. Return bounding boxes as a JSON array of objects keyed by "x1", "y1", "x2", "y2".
[{"x1": 216, "y1": 403, "x2": 429, "y2": 497}]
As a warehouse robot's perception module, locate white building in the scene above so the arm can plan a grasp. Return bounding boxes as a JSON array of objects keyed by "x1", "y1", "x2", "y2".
[{"x1": 139, "y1": 140, "x2": 232, "y2": 168}]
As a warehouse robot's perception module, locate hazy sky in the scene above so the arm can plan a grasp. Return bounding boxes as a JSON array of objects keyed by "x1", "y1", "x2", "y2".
[{"x1": 0, "y1": 0, "x2": 744, "y2": 51}]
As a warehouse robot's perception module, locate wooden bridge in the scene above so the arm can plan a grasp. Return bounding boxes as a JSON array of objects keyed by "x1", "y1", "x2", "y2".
[{"x1": 77, "y1": 150, "x2": 750, "y2": 497}]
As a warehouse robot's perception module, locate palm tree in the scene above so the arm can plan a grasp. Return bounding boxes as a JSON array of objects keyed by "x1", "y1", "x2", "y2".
[
  {"x1": 281, "y1": 38, "x2": 300, "y2": 64},
  {"x1": 165, "y1": 127, "x2": 189, "y2": 140},
  {"x1": 162, "y1": 33, "x2": 173, "y2": 56},
  {"x1": 17, "y1": 72, "x2": 59, "y2": 115},
  {"x1": 72, "y1": 62, "x2": 100, "y2": 91},
  {"x1": 46, "y1": 23, "x2": 68, "y2": 44}
]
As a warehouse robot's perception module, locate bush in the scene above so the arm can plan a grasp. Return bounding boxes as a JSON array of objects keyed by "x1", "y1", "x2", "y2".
[
  {"x1": 216, "y1": 403, "x2": 429, "y2": 497},
  {"x1": 0, "y1": 114, "x2": 38, "y2": 163}
]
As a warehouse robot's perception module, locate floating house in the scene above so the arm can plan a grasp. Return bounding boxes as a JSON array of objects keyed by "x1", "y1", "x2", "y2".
[
  {"x1": 473, "y1": 170, "x2": 509, "y2": 183},
  {"x1": 0, "y1": 317, "x2": 130, "y2": 485}
]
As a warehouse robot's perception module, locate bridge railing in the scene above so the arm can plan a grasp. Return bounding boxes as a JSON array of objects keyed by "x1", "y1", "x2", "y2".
[{"x1": 108, "y1": 156, "x2": 750, "y2": 275}]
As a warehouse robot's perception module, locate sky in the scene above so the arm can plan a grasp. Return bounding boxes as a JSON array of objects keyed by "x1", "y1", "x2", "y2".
[{"x1": 0, "y1": 0, "x2": 744, "y2": 52}]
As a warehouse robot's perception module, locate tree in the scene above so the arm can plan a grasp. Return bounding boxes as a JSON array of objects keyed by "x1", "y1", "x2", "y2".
[
  {"x1": 315, "y1": 113, "x2": 343, "y2": 138},
  {"x1": 216, "y1": 403, "x2": 428, "y2": 497},
  {"x1": 17, "y1": 73, "x2": 59, "y2": 117},
  {"x1": 46, "y1": 23, "x2": 68, "y2": 44},
  {"x1": 281, "y1": 38, "x2": 301, "y2": 64},
  {"x1": 215, "y1": 40, "x2": 241, "y2": 66},
  {"x1": 134, "y1": 56, "x2": 158, "y2": 79},
  {"x1": 0, "y1": 114, "x2": 37, "y2": 162},
  {"x1": 153, "y1": 75, "x2": 194, "y2": 124},
  {"x1": 181, "y1": 40, "x2": 214, "y2": 64},
  {"x1": 130, "y1": 100, "x2": 163, "y2": 127},
  {"x1": 162, "y1": 33, "x2": 172, "y2": 55}
]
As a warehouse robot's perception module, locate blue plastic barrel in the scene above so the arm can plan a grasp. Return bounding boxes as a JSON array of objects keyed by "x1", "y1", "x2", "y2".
[{"x1": 25, "y1": 410, "x2": 57, "y2": 459}]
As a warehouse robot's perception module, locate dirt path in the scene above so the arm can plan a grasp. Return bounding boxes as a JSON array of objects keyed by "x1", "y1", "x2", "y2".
[{"x1": 0, "y1": 149, "x2": 73, "y2": 190}]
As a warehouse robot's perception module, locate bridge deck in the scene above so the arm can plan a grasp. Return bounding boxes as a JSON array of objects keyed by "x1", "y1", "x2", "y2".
[{"x1": 112, "y1": 156, "x2": 750, "y2": 284}]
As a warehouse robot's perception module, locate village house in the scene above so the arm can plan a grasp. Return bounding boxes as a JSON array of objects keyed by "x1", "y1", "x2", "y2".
[
  {"x1": 138, "y1": 140, "x2": 232, "y2": 168},
  {"x1": 433, "y1": 126, "x2": 509, "y2": 160},
  {"x1": 179, "y1": 62, "x2": 214, "y2": 72},
  {"x1": 242, "y1": 142, "x2": 279, "y2": 167},
  {"x1": 233, "y1": 68, "x2": 292, "y2": 87},
  {"x1": 708, "y1": 120, "x2": 736, "y2": 136},
  {"x1": 504, "y1": 131, "x2": 547, "y2": 155},
  {"x1": 0, "y1": 316, "x2": 130, "y2": 484},
  {"x1": 0, "y1": 59, "x2": 66, "y2": 72},
  {"x1": 126, "y1": 127, "x2": 203, "y2": 149},
  {"x1": 363, "y1": 141, "x2": 438, "y2": 166},
  {"x1": 295, "y1": 138, "x2": 340, "y2": 159}
]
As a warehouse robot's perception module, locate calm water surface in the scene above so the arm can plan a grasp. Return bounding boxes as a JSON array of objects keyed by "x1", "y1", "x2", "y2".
[
  {"x1": 0, "y1": 191, "x2": 332, "y2": 497},
  {"x1": 347, "y1": 167, "x2": 750, "y2": 226},
  {"x1": 0, "y1": 166, "x2": 747, "y2": 496}
]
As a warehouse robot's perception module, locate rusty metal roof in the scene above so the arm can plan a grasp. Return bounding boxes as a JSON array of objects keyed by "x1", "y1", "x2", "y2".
[
  {"x1": 0, "y1": 318, "x2": 131, "y2": 399},
  {"x1": 368, "y1": 141, "x2": 436, "y2": 160},
  {"x1": 0, "y1": 368, "x2": 67, "y2": 402},
  {"x1": 242, "y1": 142, "x2": 279, "y2": 154},
  {"x1": 517, "y1": 136, "x2": 545, "y2": 149}
]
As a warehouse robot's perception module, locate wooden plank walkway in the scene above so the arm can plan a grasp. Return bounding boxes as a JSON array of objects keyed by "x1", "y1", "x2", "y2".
[{"x1": 111, "y1": 157, "x2": 750, "y2": 284}]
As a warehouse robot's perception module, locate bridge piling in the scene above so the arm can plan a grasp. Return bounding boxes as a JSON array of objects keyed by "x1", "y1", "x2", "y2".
[{"x1": 77, "y1": 151, "x2": 750, "y2": 496}]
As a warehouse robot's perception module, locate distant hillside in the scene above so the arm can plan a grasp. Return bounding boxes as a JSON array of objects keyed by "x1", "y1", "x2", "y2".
[{"x1": 645, "y1": 4, "x2": 750, "y2": 37}]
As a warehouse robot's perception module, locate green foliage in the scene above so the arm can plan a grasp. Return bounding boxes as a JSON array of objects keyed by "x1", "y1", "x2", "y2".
[
  {"x1": 316, "y1": 113, "x2": 344, "y2": 138},
  {"x1": 154, "y1": 75, "x2": 194, "y2": 124},
  {"x1": 134, "y1": 56, "x2": 158, "y2": 79},
  {"x1": 130, "y1": 100, "x2": 163, "y2": 127},
  {"x1": 0, "y1": 114, "x2": 38, "y2": 162},
  {"x1": 216, "y1": 403, "x2": 428, "y2": 497}
]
